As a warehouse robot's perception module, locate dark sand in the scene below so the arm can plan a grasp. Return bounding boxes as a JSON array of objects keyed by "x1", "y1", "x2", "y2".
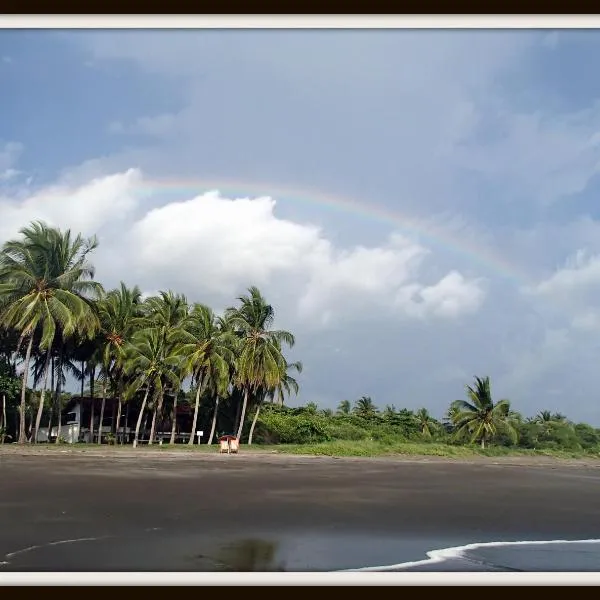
[{"x1": 2, "y1": 449, "x2": 600, "y2": 571}]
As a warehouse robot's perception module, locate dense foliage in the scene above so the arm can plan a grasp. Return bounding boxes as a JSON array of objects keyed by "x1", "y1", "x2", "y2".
[{"x1": 0, "y1": 221, "x2": 598, "y2": 455}]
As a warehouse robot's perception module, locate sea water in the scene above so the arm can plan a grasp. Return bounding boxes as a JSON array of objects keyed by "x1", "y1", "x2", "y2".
[{"x1": 2, "y1": 530, "x2": 600, "y2": 572}]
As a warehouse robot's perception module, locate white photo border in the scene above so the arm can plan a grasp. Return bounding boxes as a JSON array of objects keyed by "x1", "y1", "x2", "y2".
[{"x1": 0, "y1": 14, "x2": 598, "y2": 586}]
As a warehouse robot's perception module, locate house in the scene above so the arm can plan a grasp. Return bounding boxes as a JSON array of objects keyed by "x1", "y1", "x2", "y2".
[{"x1": 37, "y1": 395, "x2": 194, "y2": 444}]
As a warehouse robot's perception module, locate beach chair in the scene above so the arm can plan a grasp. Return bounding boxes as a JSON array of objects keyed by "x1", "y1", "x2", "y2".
[
  {"x1": 229, "y1": 437, "x2": 239, "y2": 454},
  {"x1": 219, "y1": 439, "x2": 230, "y2": 454}
]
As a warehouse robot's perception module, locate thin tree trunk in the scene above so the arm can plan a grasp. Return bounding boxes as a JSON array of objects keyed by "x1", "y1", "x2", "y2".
[
  {"x1": 248, "y1": 402, "x2": 261, "y2": 446},
  {"x1": 169, "y1": 393, "x2": 178, "y2": 445},
  {"x1": 116, "y1": 399, "x2": 122, "y2": 444},
  {"x1": 80, "y1": 360, "x2": 84, "y2": 397},
  {"x1": 148, "y1": 391, "x2": 161, "y2": 445},
  {"x1": 234, "y1": 394, "x2": 242, "y2": 435},
  {"x1": 1, "y1": 393, "x2": 6, "y2": 444},
  {"x1": 208, "y1": 397, "x2": 219, "y2": 445},
  {"x1": 47, "y1": 408, "x2": 53, "y2": 443},
  {"x1": 55, "y1": 349, "x2": 64, "y2": 442},
  {"x1": 48, "y1": 355, "x2": 55, "y2": 442},
  {"x1": 481, "y1": 436, "x2": 485, "y2": 449},
  {"x1": 236, "y1": 388, "x2": 250, "y2": 442},
  {"x1": 97, "y1": 379, "x2": 107, "y2": 445},
  {"x1": 18, "y1": 334, "x2": 34, "y2": 444},
  {"x1": 133, "y1": 387, "x2": 151, "y2": 449},
  {"x1": 188, "y1": 377, "x2": 203, "y2": 446},
  {"x1": 32, "y1": 348, "x2": 52, "y2": 444},
  {"x1": 89, "y1": 400, "x2": 95, "y2": 444}
]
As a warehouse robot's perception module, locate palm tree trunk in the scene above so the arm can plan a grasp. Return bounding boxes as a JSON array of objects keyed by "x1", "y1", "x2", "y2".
[
  {"x1": 169, "y1": 393, "x2": 178, "y2": 445},
  {"x1": 33, "y1": 348, "x2": 52, "y2": 444},
  {"x1": 97, "y1": 379, "x2": 107, "y2": 445},
  {"x1": 18, "y1": 334, "x2": 34, "y2": 444},
  {"x1": 48, "y1": 355, "x2": 55, "y2": 442},
  {"x1": 248, "y1": 401, "x2": 261, "y2": 446},
  {"x1": 1, "y1": 393, "x2": 6, "y2": 444},
  {"x1": 188, "y1": 377, "x2": 203, "y2": 446},
  {"x1": 481, "y1": 436, "x2": 486, "y2": 449},
  {"x1": 55, "y1": 348, "x2": 64, "y2": 442},
  {"x1": 148, "y1": 392, "x2": 161, "y2": 446},
  {"x1": 208, "y1": 397, "x2": 219, "y2": 445},
  {"x1": 236, "y1": 388, "x2": 250, "y2": 442},
  {"x1": 116, "y1": 399, "x2": 122, "y2": 444},
  {"x1": 80, "y1": 360, "x2": 84, "y2": 397},
  {"x1": 133, "y1": 387, "x2": 151, "y2": 449}
]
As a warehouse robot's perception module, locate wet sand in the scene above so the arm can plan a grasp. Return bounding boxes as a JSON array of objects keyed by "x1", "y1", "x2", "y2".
[{"x1": 1, "y1": 449, "x2": 600, "y2": 571}]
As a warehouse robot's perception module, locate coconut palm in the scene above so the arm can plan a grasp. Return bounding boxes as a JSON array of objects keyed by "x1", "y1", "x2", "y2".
[
  {"x1": 124, "y1": 328, "x2": 180, "y2": 448},
  {"x1": 247, "y1": 359, "x2": 302, "y2": 445},
  {"x1": 97, "y1": 283, "x2": 143, "y2": 442},
  {"x1": 225, "y1": 287, "x2": 294, "y2": 441},
  {"x1": 337, "y1": 399, "x2": 351, "y2": 415},
  {"x1": 450, "y1": 376, "x2": 518, "y2": 449},
  {"x1": 415, "y1": 407, "x2": 438, "y2": 438},
  {"x1": 0, "y1": 222, "x2": 102, "y2": 443},
  {"x1": 353, "y1": 396, "x2": 377, "y2": 419},
  {"x1": 175, "y1": 303, "x2": 236, "y2": 445}
]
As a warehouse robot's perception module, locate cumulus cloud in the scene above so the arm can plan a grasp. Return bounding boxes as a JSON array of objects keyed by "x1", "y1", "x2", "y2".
[
  {"x1": 0, "y1": 169, "x2": 142, "y2": 240},
  {"x1": 0, "y1": 171, "x2": 485, "y2": 325}
]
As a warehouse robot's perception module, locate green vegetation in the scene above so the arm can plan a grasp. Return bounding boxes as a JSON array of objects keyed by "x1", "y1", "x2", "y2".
[{"x1": 0, "y1": 220, "x2": 599, "y2": 461}]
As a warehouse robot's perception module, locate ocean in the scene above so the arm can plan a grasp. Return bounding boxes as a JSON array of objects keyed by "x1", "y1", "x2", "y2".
[{"x1": 2, "y1": 530, "x2": 600, "y2": 572}]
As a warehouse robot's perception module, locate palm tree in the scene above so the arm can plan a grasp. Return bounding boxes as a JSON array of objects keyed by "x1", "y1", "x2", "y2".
[
  {"x1": 0, "y1": 221, "x2": 102, "y2": 443},
  {"x1": 225, "y1": 287, "x2": 294, "y2": 442},
  {"x1": 138, "y1": 291, "x2": 189, "y2": 444},
  {"x1": 337, "y1": 400, "x2": 351, "y2": 415},
  {"x1": 247, "y1": 359, "x2": 302, "y2": 445},
  {"x1": 450, "y1": 376, "x2": 518, "y2": 449},
  {"x1": 415, "y1": 407, "x2": 438, "y2": 438},
  {"x1": 124, "y1": 328, "x2": 179, "y2": 448},
  {"x1": 175, "y1": 303, "x2": 236, "y2": 445},
  {"x1": 97, "y1": 283, "x2": 143, "y2": 443},
  {"x1": 353, "y1": 396, "x2": 377, "y2": 419}
]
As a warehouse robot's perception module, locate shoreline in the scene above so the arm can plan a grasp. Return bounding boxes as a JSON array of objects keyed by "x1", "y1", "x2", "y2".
[{"x1": 2, "y1": 444, "x2": 600, "y2": 467}]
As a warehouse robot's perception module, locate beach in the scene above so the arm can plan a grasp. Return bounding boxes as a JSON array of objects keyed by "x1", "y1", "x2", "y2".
[{"x1": 1, "y1": 448, "x2": 600, "y2": 572}]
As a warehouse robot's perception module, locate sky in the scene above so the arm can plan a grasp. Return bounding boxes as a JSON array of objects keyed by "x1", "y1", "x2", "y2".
[{"x1": 2, "y1": 27, "x2": 600, "y2": 424}]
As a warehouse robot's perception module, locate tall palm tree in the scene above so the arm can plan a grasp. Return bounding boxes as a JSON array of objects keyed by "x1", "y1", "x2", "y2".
[
  {"x1": 0, "y1": 221, "x2": 102, "y2": 443},
  {"x1": 450, "y1": 376, "x2": 518, "y2": 449},
  {"x1": 124, "y1": 328, "x2": 179, "y2": 448},
  {"x1": 415, "y1": 407, "x2": 438, "y2": 438},
  {"x1": 353, "y1": 396, "x2": 377, "y2": 419},
  {"x1": 98, "y1": 283, "x2": 143, "y2": 442},
  {"x1": 337, "y1": 400, "x2": 351, "y2": 415},
  {"x1": 141, "y1": 291, "x2": 190, "y2": 443},
  {"x1": 175, "y1": 304, "x2": 236, "y2": 445},
  {"x1": 225, "y1": 287, "x2": 295, "y2": 442},
  {"x1": 247, "y1": 359, "x2": 302, "y2": 445}
]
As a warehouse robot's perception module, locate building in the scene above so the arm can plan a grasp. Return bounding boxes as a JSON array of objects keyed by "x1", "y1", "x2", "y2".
[{"x1": 37, "y1": 395, "x2": 194, "y2": 444}]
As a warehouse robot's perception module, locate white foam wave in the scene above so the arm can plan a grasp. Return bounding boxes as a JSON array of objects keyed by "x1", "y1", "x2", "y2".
[{"x1": 341, "y1": 539, "x2": 600, "y2": 572}]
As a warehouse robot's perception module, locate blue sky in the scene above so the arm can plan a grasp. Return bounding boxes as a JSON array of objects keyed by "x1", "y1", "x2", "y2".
[{"x1": 2, "y1": 28, "x2": 600, "y2": 423}]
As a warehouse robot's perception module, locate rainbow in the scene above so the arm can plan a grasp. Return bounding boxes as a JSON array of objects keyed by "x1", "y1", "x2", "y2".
[{"x1": 133, "y1": 176, "x2": 527, "y2": 285}]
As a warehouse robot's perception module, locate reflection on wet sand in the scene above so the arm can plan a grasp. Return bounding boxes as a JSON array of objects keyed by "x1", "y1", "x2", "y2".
[{"x1": 205, "y1": 539, "x2": 286, "y2": 571}]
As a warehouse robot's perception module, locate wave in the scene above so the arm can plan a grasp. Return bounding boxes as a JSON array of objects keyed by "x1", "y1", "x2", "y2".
[{"x1": 341, "y1": 539, "x2": 600, "y2": 572}]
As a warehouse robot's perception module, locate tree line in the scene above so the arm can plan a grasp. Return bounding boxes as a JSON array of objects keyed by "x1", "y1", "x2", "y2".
[
  {"x1": 0, "y1": 221, "x2": 598, "y2": 453},
  {"x1": 0, "y1": 221, "x2": 299, "y2": 446},
  {"x1": 251, "y1": 380, "x2": 600, "y2": 452}
]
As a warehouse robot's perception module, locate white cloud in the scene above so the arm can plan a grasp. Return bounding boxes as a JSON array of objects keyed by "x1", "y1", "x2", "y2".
[
  {"x1": 533, "y1": 250, "x2": 600, "y2": 297},
  {"x1": 0, "y1": 172, "x2": 485, "y2": 326},
  {"x1": 0, "y1": 169, "x2": 141, "y2": 241},
  {"x1": 124, "y1": 185, "x2": 485, "y2": 323}
]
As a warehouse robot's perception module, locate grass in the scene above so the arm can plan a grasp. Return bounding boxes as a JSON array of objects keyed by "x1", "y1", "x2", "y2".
[
  {"x1": 269, "y1": 439, "x2": 600, "y2": 459},
  {"x1": 5, "y1": 439, "x2": 599, "y2": 460}
]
